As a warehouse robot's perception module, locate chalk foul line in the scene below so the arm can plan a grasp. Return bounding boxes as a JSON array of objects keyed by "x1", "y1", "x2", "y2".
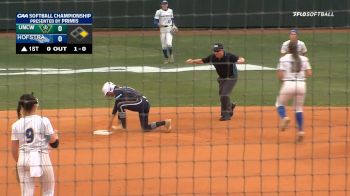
[{"x1": 0, "y1": 64, "x2": 275, "y2": 76}]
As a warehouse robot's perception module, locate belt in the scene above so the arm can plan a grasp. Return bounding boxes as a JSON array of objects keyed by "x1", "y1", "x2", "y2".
[{"x1": 219, "y1": 75, "x2": 236, "y2": 79}]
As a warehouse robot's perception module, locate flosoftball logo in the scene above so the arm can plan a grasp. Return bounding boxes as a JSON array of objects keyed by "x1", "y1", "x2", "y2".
[{"x1": 293, "y1": 11, "x2": 334, "y2": 17}]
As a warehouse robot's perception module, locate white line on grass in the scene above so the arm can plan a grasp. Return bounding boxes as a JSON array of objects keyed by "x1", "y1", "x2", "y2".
[{"x1": 0, "y1": 64, "x2": 275, "y2": 76}]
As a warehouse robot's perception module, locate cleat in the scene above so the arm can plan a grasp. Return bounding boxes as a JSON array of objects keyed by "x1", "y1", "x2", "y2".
[
  {"x1": 164, "y1": 119, "x2": 172, "y2": 132},
  {"x1": 279, "y1": 117, "x2": 290, "y2": 131},
  {"x1": 111, "y1": 125, "x2": 125, "y2": 131},
  {"x1": 163, "y1": 58, "x2": 169, "y2": 64},
  {"x1": 219, "y1": 115, "x2": 231, "y2": 121},
  {"x1": 297, "y1": 131, "x2": 305, "y2": 143},
  {"x1": 230, "y1": 103, "x2": 236, "y2": 117}
]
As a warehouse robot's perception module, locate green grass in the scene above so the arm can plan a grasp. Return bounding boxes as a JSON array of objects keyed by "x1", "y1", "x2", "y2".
[{"x1": 0, "y1": 31, "x2": 349, "y2": 110}]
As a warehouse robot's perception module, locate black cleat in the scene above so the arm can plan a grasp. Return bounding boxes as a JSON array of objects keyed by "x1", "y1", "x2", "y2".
[
  {"x1": 219, "y1": 115, "x2": 231, "y2": 121},
  {"x1": 230, "y1": 103, "x2": 236, "y2": 117}
]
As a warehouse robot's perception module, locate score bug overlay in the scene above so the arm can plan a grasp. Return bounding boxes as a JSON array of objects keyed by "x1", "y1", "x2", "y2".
[{"x1": 16, "y1": 13, "x2": 92, "y2": 54}]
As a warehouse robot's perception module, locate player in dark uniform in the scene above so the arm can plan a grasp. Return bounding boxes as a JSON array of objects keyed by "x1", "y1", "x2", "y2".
[
  {"x1": 185, "y1": 43, "x2": 245, "y2": 121},
  {"x1": 102, "y1": 82, "x2": 172, "y2": 132}
]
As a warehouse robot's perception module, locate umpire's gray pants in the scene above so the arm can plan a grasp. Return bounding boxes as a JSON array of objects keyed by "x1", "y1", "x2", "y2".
[{"x1": 218, "y1": 77, "x2": 237, "y2": 117}]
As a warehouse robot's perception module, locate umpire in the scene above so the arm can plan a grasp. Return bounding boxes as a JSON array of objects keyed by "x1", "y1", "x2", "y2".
[{"x1": 186, "y1": 43, "x2": 245, "y2": 121}]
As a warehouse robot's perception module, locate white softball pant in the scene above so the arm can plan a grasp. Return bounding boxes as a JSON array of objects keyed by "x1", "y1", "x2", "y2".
[
  {"x1": 276, "y1": 81, "x2": 306, "y2": 112},
  {"x1": 17, "y1": 152, "x2": 55, "y2": 196},
  {"x1": 160, "y1": 26, "x2": 173, "y2": 49}
]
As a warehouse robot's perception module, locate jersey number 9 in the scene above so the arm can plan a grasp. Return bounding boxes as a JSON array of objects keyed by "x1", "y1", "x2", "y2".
[{"x1": 26, "y1": 128, "x2": 34, "y2": 143}]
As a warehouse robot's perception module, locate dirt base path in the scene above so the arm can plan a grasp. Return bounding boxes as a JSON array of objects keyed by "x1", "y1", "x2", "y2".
[{"x1": 1, "y1": 106, "x2": 349, "y2": 195}]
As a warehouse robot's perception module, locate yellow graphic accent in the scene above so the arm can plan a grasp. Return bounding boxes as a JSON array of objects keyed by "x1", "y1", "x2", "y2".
[{"x1": 80, "y1": 31, "x2": 89, "y2": 38}]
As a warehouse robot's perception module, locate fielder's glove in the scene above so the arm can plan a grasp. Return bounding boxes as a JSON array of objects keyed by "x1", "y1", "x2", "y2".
[{"x1": 170, "y1": 25, "x2": 179, "y2": 34}]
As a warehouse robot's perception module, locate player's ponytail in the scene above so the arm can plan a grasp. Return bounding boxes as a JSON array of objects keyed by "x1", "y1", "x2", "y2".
[
  {"x1": 17, "y1": 93, "x2": 38, "y2": 118},
  {"x1": 288, "y1": 42, "x2": 301, "y2": 73},
  {"x1": 16, "y1": 101, "x2": 22, "y2": 119}
]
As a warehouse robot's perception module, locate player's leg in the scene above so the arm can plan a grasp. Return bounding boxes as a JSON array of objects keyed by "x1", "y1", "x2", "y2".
[
  {"x1": 160, "y1": 31, "x2": 169, "y2": 63},
  {"x1": 276, "y1": 82, "x2": 294, "y2": 130},
  {"x1": 116, "y1": 102, "x2": 129, "y2": 128},
  {"x1": 218, "y1": 78, "x2": 237, "y2": 120},
  {"x1": 117, "y1": 99, "x2": 146, "y2": 129},
  {"x1": 294, "y1": 82, "x2": 306, "y2": 136},
  {"x1": 138, "y1": 99, "x2": 171, "y2": 132},
  {"x1": 40, "y1": 154, "x2": 55, "y2": 196},
  {"x1": 165, "y1": 32, "x2": 174, "y2": 62},
  {"x1": 18, "y1": 155, "x2": 35, "y2": 196}
]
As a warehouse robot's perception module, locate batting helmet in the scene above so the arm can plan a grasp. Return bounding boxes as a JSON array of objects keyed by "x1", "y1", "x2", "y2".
[{"x1": 102, "y1": 82, "x2": 116, "y2": 96}]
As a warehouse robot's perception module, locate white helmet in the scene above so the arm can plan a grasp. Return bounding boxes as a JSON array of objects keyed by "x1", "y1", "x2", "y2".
[{"x1": 102, "y1": 82, "x2": 116, "y2": 96}]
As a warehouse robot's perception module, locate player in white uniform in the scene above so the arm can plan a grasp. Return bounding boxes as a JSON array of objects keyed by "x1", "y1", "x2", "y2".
[
  {"x1": 281, "y1": 29, "x2": 307, "y2": 56},
  {"x1": 154, "y1": 0, "x2": 175, "y2": 64},
  {"x1": 11, "y1": 94, "x2": 59, "y2": 196},
  {"x1": 276, "y1": 42, "x2": 312, "y2": 142}
]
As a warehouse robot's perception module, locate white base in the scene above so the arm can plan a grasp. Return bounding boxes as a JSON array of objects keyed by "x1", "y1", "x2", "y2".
[{"x1": 93, "y1": 130, "x2": 114, "y2": 135}]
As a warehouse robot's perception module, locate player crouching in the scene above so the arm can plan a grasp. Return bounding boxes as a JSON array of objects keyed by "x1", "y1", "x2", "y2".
[{"x1": 102, "y1": 82, "x2": 172, "y2": 133}]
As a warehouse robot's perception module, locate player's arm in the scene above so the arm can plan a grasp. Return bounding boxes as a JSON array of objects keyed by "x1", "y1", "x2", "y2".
[
  {"x1": 276, "y1": 59, "x2": 285, "y2": 82},
  {"x1": 107, "y1": 114, "x2": 116, "y2": 131},
  {"x1": 301, "y1": 44, "x2": 307, "y2": 56},
  {"x1": 11, "y1": 126, "x2": 19, "y2": 162},
  {"x1": 277, "y1": 70, "x2": 284, "y2": 81},
  {"x1": 153, "y1": 18, "x2": 160, "y2": 27},
  {"x1": 11, "y1": 140, "x2": 19, "y2": 162},
  {"x1": 171, "y1": 9, "x2": 175, "y2": 26},
  {"x1": 154, "y1": 10, "x2": 161, "y2": 27},
  {"x1": 306, "y1": 69, "x2": 312, "y2": 77},
  {"x1": 49, "y1": 134, "x2": 59, "y2": 148},
  {"x1": 108, "y1": 94, "x2": 121, "y2": 130},
  {"x1": 185, "y1": 59, "x2": 204, "y2": 64},
  {"x1": 44, "y1": 118, "x2": 59, "y2": 148},
  {"x1": 237, "y1": 57, "x2": 245, "y2": 64},
  {"x1": 280, "y1": 43, "x2": 287, "y2": 56},
  {"x1": 304, "y1": 59, "x2": 312, "y2": 77}
]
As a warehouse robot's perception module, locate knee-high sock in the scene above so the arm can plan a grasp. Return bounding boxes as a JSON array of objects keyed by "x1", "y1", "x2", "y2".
[
  {"x1": 162, "y1": 49, "x2": 168, "y2": 58},
  {"x1": 277, "y1": 106, "x2": 286, "y2": 119},
  {"x1": 295, "y1": 112, "x2": 303, "y2": 131},
  {"x1": 168, "y1": 47, "x2": 172, "y2": 55}
]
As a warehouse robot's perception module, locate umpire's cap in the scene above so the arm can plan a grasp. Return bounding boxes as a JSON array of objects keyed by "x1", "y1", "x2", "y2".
[
  {"x1": 213, "y1": 43, "x2": 224, "y2": 52},
  {"x1": 102, "y1": 82, "x2": 116, "y2": 96}
]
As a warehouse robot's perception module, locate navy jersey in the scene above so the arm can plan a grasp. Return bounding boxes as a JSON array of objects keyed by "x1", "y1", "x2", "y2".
[
  {"x1": 202, "y1": 52, "x2": 239, "y2": 78},
  {"x1": 112, "y1": 86, "x2": 143, "y2": 114}
]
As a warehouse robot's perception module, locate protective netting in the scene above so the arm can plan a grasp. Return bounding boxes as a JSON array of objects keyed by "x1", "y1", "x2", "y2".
[{"x1": 0, "y1": 0, "x2": 349, "y2": 195}]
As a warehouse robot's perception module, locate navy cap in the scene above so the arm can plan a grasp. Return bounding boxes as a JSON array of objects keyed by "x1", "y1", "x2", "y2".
[
  {"x1": 161, "y1": 0, "x2": 168, "y2": 4},
  {"x1": 290, "y1": 29, "x2": 298, "y2": 34},
  {"x1": 213, "y1": 43, "x2": 224, "y2": 52}
]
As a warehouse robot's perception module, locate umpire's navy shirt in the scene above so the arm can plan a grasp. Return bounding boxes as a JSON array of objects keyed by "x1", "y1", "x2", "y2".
[{"x1": 202, "y1": 52, "x2": 239, "y2": 78}]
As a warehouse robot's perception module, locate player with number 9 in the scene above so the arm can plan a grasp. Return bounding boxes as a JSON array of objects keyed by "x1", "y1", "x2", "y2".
[{"x1": 11, "y1": 93, "x2": 59, "y2": 196}]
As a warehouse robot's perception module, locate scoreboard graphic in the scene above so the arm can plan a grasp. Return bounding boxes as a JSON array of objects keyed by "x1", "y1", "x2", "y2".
[{"x1": 16, "y1": 13, "x2": 92, "y2": 54}]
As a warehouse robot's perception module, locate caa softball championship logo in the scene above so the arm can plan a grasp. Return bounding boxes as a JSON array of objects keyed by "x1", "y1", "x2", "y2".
[{"x1": 293, "y1": 11, "x2": 334, "y2": 17}]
